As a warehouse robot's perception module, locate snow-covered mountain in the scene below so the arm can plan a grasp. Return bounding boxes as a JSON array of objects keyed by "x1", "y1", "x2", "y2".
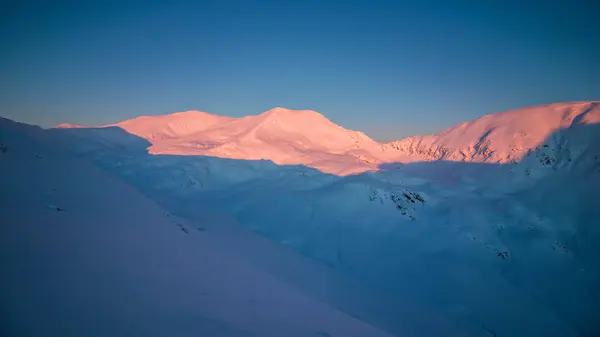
[
  {"x1": 385, "y1": 101, "x2": 600, "y2": 164},
  {"x1": 101, "y1": 107, "x2": 384, "y2": 175},
  {"x1": 0, "y1": 117, "x2": 394, "y2": 337},
  {"x1": 4, "y1": 101, "x2": 600, "y2": 337},
  {"x1": 62, "y1": 101, "x2": 600, "y2": 175}
]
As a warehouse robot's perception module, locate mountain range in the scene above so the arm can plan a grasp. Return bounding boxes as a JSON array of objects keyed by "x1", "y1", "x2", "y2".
[
  {"x1": 56, "y1": 101, "x2": 600, "y2": 175},
  {"x1": 5, "y1": 101, "x2": 600, "y2": 337}
]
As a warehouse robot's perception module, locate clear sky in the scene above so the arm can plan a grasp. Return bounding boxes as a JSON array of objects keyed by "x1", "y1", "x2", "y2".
[{"x1": 1, "y1": 0, "x2": 598, "y2": 140}]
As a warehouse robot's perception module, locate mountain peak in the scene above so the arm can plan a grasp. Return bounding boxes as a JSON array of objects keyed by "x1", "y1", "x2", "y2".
[
  {"x1": 262, "y1": 107, "x2": 324, "y2": 118},
  {"x1": 50, "y1": 101, "x2": 600, "y2": 174},
  {"x1": 109, "y1": 110, "x2": 232, "y2": 140},
  {"x1": 385, "y1": 101, "x2": 600, "y2": 163},
  {"x1": 54, "y1": 123, "x2": 88, "y2": 129},
  {"x1": 167, "y1": 109, "x2": 217, "y2": 118},
  {"x1": 123, "y1": 110, "x2": 221, "y2": 122}
]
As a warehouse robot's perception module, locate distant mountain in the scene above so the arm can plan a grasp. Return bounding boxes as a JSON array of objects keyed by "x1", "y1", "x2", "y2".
[
  {"x1": 55, "y1": 101, "x2": 600, "y2": 175},
  {"x1": 384, "y1": 101, "x2": 600, "y2": 163},
  {"x1": 11, "y1": 100, "x2": 600, "y2": 336},
  {"x1": 0, "y1": 116, "x2": 393, "y2": 337},
  {"x1": 106, "y1": 107, "x2": 385, "y2": 175},
  {"x1": 112, "y1": 110, "x2": 234, "y2": 139},
  {"x1": 54, "y1": 123, "x2": 89, "y2": 129}
]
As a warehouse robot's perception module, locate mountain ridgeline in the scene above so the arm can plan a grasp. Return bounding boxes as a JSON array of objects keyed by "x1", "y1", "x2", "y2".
[
  {"x1": 57, "y1": 101, "x2": 600, "y2": 175},
  {"x1": 10, "y1": 101, "x2": 600, "y2": 336}
]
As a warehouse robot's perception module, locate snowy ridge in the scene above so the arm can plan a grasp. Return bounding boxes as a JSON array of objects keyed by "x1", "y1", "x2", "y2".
[
  {"x1": 113, "y1": 110, "x2": 234, "y2": 140},
  {"x1": 0, "y1": 117, "x2": 394, "y2": 337},
  {"x1": 45, "y1": 101, "x2": 600, "y2": 336},
  {"x1": 385, "y1": 101, "x2": 600, "y2": 164},
  {"x1": 107, "y1": 107, "x2": 384, "y2": 175},
  {"x1": 54, "y1": 123, "x2": 89, "y2": 129},
  {"x1": 58, "y1": 101, "x2": 600, "y2": 175},
  {"x1": 6, "y1": 101, "x2": 600, "y2": 336}
]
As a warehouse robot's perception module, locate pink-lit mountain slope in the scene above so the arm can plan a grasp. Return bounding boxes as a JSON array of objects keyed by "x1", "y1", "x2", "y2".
[
  {"x1": 110, "y1": 107, "x2": 386, "y2": 175},
  {"x1": 57, "y1": 101, "x2": 600, "y2": 174},
  {"x1": 0, "y1": 117, "x2": 394, "y2": 337},
  {"x1": 385, "y1": 101, "x2": 600, "y2": 163}
]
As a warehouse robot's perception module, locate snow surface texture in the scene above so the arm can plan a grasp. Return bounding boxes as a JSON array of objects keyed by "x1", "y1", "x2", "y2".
[
  {"x1": 0, "y1": 118, "x2": 394, "y2": 337},
  {"x1": 3, "y1": 101, "x2": 600, "y2": 337}
]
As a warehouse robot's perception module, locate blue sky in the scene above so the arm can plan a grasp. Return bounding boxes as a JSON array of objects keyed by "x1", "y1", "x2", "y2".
[{"x1": 1, "y1": 0, "x2": 598, "y2": 140}]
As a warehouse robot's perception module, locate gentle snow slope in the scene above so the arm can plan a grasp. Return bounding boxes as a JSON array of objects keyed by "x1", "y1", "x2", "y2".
[{"x1": 0, "y1": 118, "x2": 393, "y2": 337}]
